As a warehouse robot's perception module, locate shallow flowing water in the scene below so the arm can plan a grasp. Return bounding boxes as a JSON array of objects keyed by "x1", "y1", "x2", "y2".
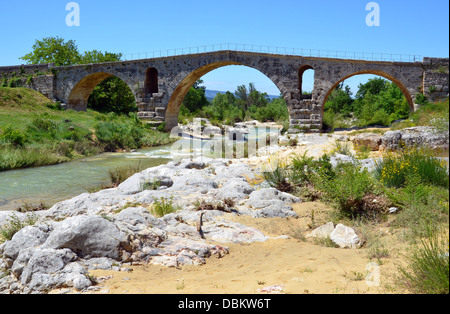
[
  {"x1": 0, "y1": 126, "x2": 280, "y2": 211},
  {"x1": 0, "y1": 145, "x2": 174, "y2": 211}
]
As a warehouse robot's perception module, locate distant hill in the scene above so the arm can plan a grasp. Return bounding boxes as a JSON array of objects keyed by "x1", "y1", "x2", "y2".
[{"x1": 205, "y1": 89, "x2": 280, "y2": 101}]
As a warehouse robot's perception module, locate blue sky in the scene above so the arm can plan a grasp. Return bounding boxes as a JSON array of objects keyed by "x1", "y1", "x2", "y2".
[{"x1": 0, "y1": 0, "x2": 448, "y2": 95}]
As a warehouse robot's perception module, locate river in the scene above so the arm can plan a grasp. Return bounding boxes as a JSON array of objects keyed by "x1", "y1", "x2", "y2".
[
  {"x1": 0, "y1": 126, "x2": 279, "y2": 211},
  {"x1": 0, "y1": 144, "x2": 175, "y2": 211}
]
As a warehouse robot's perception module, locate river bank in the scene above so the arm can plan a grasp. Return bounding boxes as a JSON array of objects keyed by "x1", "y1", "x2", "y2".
[{"x1": 0, "y1": 87, "x2": 173, "y2": 172}]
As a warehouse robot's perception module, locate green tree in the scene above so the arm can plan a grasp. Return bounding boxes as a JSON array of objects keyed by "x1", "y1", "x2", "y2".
[
  {"x1": 20, "y1": 37, "x2": 81, "y2": 66},
  {"x1": 88, "y1": 77, "x2": 136, "y2": 114},
  {"x1": 235, "y1": 84, "x2": 249, "y2": 110},
  {"x1": 355, "y1": 77, "x2": 388, "y2": 100},
  {"x1": 235, "y1": 83, "x2": 269, "y2": 110},
  {"x1": 182, "y1": 80, "x2": 209, "y2": 113},
  {"x1": 81, "y1": 50, "x2": 123, "y2": 64},
  {"x1": 324, "y1": 83, "x2": 354, "y2": 116}
]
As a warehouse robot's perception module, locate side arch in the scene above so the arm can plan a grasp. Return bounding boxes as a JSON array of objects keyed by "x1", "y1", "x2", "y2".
[
  {"x1": 145, "y1": 67, "x2": 159, "y2": 95},
  {"x1": 298, "y1": 64, "x2": 314, "y2": 98},
  {"x1": 321, "y1": 70, "x2": 415, "y2": 118},
  {"x1": 165, "y1": 61, "x2": 287, "y2": 130},
  {"x1": 68, "y1": 72, "x2": 136, "y2": 111}
]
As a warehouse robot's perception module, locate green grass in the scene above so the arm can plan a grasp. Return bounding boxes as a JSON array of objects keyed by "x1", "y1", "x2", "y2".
[
  {"x1": 0, "y1": 87, "x2": 173, "y2": 171},
  {"x1": 0, "y1": 213, "x2": 38, "y2": 243},
  {"x1": 391, "y1": 99, "x2": 449, "y2": 132},
  {"x1": 150, "y1": 197, "x2": 179, "y2": 217},
  {"x1": 108, "y1": 163, "x2": 146, "y2": 187}
]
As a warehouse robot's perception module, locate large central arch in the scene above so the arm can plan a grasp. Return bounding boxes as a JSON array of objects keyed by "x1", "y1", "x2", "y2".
[{"x1": 164, "y1": 61, "x2": 287, "y2": 130}]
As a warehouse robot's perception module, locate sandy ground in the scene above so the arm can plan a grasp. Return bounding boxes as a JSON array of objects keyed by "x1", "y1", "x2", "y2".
[{"x1": 87, "y1": 202, "x2": 408, "y2": 295}]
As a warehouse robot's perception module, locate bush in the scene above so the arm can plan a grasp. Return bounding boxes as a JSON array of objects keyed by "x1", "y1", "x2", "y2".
[
  {"x1": 94, "y1": 119, "x2": 145, "y2": 151},
  {"x1": 387, "y1": 175, "x2": 449, "y2": 239},
  {"x1": 374, "y1": 147, "x2": 449, "y2": 188},
  {"x1": 0, "y1": 125, "x2": 26, "y2": 147},
  {"x1": 260, "y1": 158, "x2": 293, "y2": 192},
  {"x1": 315, "y1": 162, "x2": 381, "y2": 219},
  {"x1": 290, "y1": 152, "x2": 316, "y2": 184}
]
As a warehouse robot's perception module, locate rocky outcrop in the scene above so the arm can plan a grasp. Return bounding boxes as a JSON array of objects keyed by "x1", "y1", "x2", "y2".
[
  {"x1": 0, "y1": 157, "x2": 302, "y2": 294},
  {"x1": 381, "y1": 127, "x2": 449, "y2": 151},
  {"x1": 352, "y1": 133, "x2": 383, "y2": 151}
]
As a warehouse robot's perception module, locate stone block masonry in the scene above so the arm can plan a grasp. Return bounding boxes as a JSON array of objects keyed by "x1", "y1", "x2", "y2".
[
  {"x1": 422, "y1": 57, "x2": 449, "y2": 103},
  {"x1": 0, "y1": 52, "x2": 448, "y2": 132}
]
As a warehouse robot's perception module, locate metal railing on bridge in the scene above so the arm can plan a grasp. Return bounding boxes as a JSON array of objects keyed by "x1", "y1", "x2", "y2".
[{"x1": 121, "y1": 43, "x2": 423, "y2": 63}]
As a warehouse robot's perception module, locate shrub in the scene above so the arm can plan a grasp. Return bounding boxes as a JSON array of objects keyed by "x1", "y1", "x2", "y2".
[
  {"x1": 94, "y1": 120, "x2": 145, "y2": 151},
  {"x1": 290, "y1": 152, "x2": 316, "y2": 184},
  {"x1": 374, "y1": 147, "x2": 449, "y2": 188},
  {"x1": 370, "y1": 109, "x2": 391, "y2": 126},
  {"x1": 331, "y1": 141, "x2": 354, "y2": 157},
  {"x1": 260, "y1": 157, "x2": 293, "y2": 192},
  {"x1": 387, "y1": 175, "x2": 449, "y2": 239},
  {"x1": 30, "y1": 117, "x2": 58, "y2": 132},
  {"x1": 0, "y1": 125, "x2": 26, "y2": 147},
  {"x1": 141, "y1": 179, "x2": 161, "y2": 191},
  {"x1": 315, "y1": 162, "x2": 381, "y2": 219}
]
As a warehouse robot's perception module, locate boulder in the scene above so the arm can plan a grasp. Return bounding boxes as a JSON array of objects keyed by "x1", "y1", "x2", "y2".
[
  {"x1": 211, "y1": 178, "x2": 254, "y2": 201},
  {"x1": 330, "y1": 224, "x2": 362, "y2": 249},
  {"x1": 247, "y1": 188, "x2": 301, "y2": 204},
  {"x1": 243, "y1": 188, "x2": 301, "y2": 218},
  {"x1": 202, "y1": 220, "x2": 269, "y2": 243},
  {"x1": 1, "y1": 225, "x2": 50, "y2": 260},
  {"x1": 306, "y1": 222, "x2": 335, "y2": 239},
  {"x1": 18, "y1": 248, "x2": 90, "y2": 291},
  {"x1": 352, "y1": 133, "x2": 383, "y2": 151},
  {"x1": 42, "y1": 216, "x2": 128, "y2": 259}
]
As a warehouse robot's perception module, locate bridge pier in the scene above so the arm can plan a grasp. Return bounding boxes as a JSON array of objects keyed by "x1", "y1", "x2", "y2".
[{"x1": 288, "y1": 98, "x2": 323, "y2": 133}]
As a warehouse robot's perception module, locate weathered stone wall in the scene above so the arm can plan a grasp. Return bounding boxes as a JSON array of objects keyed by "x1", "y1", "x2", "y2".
[
  {"x1": 0, "y1": 63, "x2": 54, "y2": 76},
  {"x1": 21, "y1": 75, "x2": 56, "y2": 100},
  {"x1": 423, "y1": 57, "x2": 449, "y2": 102}
]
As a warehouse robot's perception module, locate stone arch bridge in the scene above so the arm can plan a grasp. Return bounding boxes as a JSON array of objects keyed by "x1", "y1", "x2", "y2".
[{"x1": 1, "y1": 50, "x2": 448, "y2": 132}]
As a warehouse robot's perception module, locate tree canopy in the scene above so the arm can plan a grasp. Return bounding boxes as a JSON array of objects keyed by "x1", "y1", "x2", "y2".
[
  {"x1": 324, "y1": 77, "x2": 410, "y2": 128},
  {"x1": 179, "y1": 82, "x2": 288, "y2": 126},
  {"x1": 182, "y1": 79, "x2": 209, "y2": 112},
  {"x1": 20, "y1": 37, "x2": 81, "y2": 66}
]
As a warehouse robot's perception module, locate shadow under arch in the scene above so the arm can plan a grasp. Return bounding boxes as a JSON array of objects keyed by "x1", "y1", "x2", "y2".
[
  {"x1": 165, "y1": 61, "x2": 285, "y2": 130},
  {"x1": 68, "y1": 72, "x2": 136, "y2": 111},
  {"x1": 321, "y1": 70, "x2": 415, "y2": 118}
]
